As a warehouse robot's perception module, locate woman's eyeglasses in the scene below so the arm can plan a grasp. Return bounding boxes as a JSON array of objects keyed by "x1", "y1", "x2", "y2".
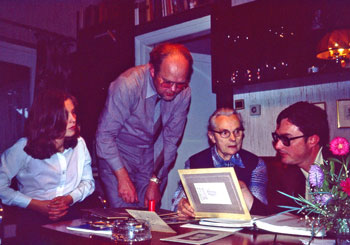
[
  {"x1": 211, "y1": 128, "x2": 244, "y2": 138},
  {"x1": 272, "y1": 132, "x2": 307, "y2": 146}
]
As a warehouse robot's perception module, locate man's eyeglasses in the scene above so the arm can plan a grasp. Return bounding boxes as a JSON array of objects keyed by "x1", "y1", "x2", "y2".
[
  {"x1": 211, "y1": 128, "x2": 244, "y2": 139},
  {"x1": 158, "y1": 76, "x2": 188, "y2": 91},
  {"x1": 272, "y1": 132, "x2": 307, "y2": 147}
]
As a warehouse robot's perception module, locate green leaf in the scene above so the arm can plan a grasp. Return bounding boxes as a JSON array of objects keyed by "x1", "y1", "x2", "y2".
[
  {"x1": 330, "y1": 161, "x2": 335, "y2": 175},
  {"x1": 328, "y1": 157, "x2": 342, "y2": 164}
]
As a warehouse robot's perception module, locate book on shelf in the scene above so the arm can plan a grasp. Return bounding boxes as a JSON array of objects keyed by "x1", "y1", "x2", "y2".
[{"x1": 135, "y1": 0, "x2": 213, "y2": 25}]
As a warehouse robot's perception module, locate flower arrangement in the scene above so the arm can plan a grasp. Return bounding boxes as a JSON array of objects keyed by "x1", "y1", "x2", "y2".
[{"x1": 279, "y1": 137, "x2": 350, "y2": 236}]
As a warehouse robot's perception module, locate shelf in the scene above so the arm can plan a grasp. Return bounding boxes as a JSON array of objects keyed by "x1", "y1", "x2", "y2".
[
  {"x1": 231, "y1": 70, "x2": 350, "y2": 94},
  {"x1": 135, "y1": 2, "x2": 214, "y2": 36}
]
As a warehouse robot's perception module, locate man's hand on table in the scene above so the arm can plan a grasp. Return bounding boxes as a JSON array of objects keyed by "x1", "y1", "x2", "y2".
[{"x1": 144, "y1": 180, "x2": 161, "y2": 208}]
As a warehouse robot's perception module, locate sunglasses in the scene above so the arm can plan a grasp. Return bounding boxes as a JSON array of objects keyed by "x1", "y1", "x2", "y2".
[{"x1": 271, "y1": 132, "x2": 307, "y2": 146}]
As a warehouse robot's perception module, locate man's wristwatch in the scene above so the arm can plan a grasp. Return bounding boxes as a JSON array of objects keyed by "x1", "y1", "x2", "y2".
[{"x1": 150, "y1": 177, "x2": 161, "y2": 184}]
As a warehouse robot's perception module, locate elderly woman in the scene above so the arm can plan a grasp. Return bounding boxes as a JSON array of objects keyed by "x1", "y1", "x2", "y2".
[
  {"x1": 172, "y1": 108, "x2": 268, "y2": 216},
  {"x1": 0, "y1": 89, "x2": 94, "y2": 230}
]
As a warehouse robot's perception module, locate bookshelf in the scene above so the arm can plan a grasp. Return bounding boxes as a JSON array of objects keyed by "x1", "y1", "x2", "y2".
[
  {"x1": 134, "y1": 0, "x2": 214, "y2": 25},
  {"x1": 134, "y1": 0, "x2": 221, "y2": 35}
]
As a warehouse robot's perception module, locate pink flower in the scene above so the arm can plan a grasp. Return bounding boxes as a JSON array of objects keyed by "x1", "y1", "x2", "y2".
[
  {"x1": 309, "y1": 165, "x2": 324, "y2": 188},
  {"x1": 340, "y1": 178, "x2": 350, "y2": 196},
  {"x1": 329, "y1": 137, "x2": 349, "y2": 156}
]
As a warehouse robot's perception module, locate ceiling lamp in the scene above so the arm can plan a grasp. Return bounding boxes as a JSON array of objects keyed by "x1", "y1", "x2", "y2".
[{"x1": 316, "y1": 29, "x2": 350, "y2": 68}]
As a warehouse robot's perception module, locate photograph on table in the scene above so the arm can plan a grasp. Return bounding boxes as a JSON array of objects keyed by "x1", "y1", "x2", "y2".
[{"x1": 178, "y1": 168, "x2": 251, "y2": 220}]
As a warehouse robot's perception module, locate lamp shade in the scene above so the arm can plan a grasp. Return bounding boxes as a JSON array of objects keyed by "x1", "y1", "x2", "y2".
[{"x1": 316, "y1": 29, "x2": 350, "y2": 60}]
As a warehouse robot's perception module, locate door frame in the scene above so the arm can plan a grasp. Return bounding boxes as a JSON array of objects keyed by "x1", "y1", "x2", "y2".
[{"x1": 134, "y1": 15, "x2": 210, "y2": 65}]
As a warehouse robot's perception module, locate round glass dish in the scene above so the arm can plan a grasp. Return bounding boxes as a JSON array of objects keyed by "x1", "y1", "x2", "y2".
[{"x1": 111, "y1": 219, "x2": 152, "y2": 242}]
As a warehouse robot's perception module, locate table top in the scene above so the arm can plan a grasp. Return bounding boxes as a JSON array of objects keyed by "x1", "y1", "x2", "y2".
[{"x1": 41, "y1": 218, "x2": 332, "y2": 245}]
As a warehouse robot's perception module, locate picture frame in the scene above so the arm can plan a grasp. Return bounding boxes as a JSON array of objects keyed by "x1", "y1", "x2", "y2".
[
  {"x1": 178, "y1": 168, "x2": 251, "y2": 220},
  {"x1": 337, "y1": 99, "x2": 350, "y2": 128},
  {"x1": 312, "y1": 102, "x2": 326, "y2": 111},
  {"x1": 234, "y1": 99, "x2": 245, "y2": 110},
  {"x1": 160, "y1": 230, "x2": 231, "y2": 244}
]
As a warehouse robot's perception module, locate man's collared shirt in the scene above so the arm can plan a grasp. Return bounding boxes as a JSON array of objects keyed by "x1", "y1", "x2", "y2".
[{"x1": 96, "y1": 64, "x2": 191, "y2": 180}]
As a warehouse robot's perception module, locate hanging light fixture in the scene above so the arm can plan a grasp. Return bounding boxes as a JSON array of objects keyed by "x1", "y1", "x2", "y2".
[{"x1": 316, "y1": 29, "x2": 350, "y2": 68}]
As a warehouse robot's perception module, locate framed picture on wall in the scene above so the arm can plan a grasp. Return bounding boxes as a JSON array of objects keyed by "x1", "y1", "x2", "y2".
[
  {"x1": 337, "y1": 99, "x2": 350, "y2": 128},
  {"x1": 234, "y1": 99, "x2": 245, "y2": 110},
  {"x1": 312, "y1": 102, "x2": 326, "y2": 111}
]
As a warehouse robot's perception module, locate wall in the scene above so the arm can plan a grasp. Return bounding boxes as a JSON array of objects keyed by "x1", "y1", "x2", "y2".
[
  {"x1": 234, "y1": 80, "x2": 350, "y2": 156},
  {"x1": 0, "y1": 0, "x2": 100, "y2": 44},
  {"x1": 162, "y1": 53, "x2": 216, "y2": 209}
]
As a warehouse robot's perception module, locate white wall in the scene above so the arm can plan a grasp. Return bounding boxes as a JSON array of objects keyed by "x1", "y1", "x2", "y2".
[
  {"x1": 234, "y1": 81, "x2": 350, "y2": 157},
  {"x1": 161, "y1": 53, "x2": 216, "y2": 209}
]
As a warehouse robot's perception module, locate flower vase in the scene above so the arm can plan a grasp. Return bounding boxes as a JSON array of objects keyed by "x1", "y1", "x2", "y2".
[{"x1": 335, "y1": 218, "x2": 350, "y2": 245}]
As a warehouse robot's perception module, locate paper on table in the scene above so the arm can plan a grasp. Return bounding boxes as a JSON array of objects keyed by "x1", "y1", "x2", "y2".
[
  {"x1": 194, "y1": 182, "x2": 232, "y2": 204},
  {"x1": 254, "y1": 213, "x2": 325, "y2": 237},
  {"x1": 126, "y1": 209, "x2": 176, "y2": 233},
  {"x1": 199, "y1": 218, "x2": 254, "y2": 228},
  {"x1": 160, "y1": 230, "x2": 232, "y2": 244},
  {"x1": 181, "y1": 223, "x2": 242, "y2": 233},
  {"x1": 66, "y1": 223, "x2": 112, "y2": 236}
]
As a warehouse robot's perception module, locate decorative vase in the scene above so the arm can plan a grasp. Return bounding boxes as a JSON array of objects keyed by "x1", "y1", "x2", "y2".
[{"x1": 335, "y1": 218, "x2": 350, "y2": 245}]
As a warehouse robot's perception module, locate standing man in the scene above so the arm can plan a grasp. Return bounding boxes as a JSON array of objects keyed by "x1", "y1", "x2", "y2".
[
  {"x1": 269, "y1": 101, "x2": 330, "y2": 212},
  {"x1": 96, "y1": 43, "x2": 193, "y2": 208}
]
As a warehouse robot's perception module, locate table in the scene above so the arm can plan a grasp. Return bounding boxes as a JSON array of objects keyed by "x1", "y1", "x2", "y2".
[{"x1": 40, "y1": 218, "x2": 331, "y2": 245}]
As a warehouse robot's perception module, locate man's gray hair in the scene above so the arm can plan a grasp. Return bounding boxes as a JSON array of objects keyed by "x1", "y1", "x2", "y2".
[{"x1": 208, "y1": 107, "x2": 244, "y2": 131}]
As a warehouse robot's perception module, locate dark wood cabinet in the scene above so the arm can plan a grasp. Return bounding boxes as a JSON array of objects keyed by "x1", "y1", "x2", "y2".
[
  {"x1": 211, "y1": 0, "x2": 350, "y2": 106},
  {"x1": 72, "y1": 1, "x2": 134, "y2": 155}
]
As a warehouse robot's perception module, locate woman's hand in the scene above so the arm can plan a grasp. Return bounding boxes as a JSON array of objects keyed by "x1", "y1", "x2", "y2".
[
  {"x1": 48, "y1": 195, "x2": 73, "y2": 220},
  {"x1": 177, "y1": 198, "x2": 195, "y2": 217},
  {"x1": 28, "y1": 199, "x2": 51, "y2": 216}
]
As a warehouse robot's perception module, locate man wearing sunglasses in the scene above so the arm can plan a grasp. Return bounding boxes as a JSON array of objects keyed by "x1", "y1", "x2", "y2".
[
  {"x1": 172, "y1": 108, "x2": 268, "y2": 216},
  {"x1": 96, "y1": 43, "x2": 193, "y2": 208},
  {"x1": 269, "y1": 101, "x2": 330, "y2": 213}
]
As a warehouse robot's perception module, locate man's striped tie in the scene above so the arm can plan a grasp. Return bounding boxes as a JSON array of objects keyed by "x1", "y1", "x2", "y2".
[{"x1": 153, "y1": 97, "x2": 163, "y2": 176}]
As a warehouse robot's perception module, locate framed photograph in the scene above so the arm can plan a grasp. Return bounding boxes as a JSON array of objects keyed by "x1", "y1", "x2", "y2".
[
  {"x1": 234, "y1": 99, "x2": 245, "y2": 110},
  {"x1": 178, "y1": 168, "x2": 251, "y2": 220},
  {"x1": 337, "y1": 99, "x2": 350, "y2": 128},
  {"x1": 312, "y1": 102, "x2": 326, "y2": 111},
  {"x1": 160, "y1": 230, "x2": 231, "y2": 244}
]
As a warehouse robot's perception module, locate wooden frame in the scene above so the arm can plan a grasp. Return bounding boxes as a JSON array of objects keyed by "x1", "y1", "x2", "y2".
[
  {"x1": 234, "y1": 99, "x2": 245, "y2": 110},
  {"x1": 178, "y1": 168, "x2": 251, "y2": 220},
  {"x1": 337, "y1": 99, "x2": 350, "y2": 128}
]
